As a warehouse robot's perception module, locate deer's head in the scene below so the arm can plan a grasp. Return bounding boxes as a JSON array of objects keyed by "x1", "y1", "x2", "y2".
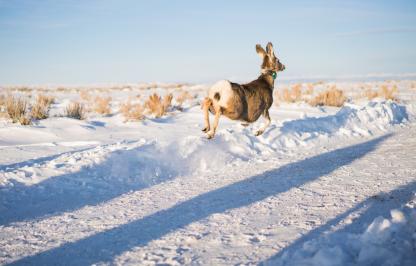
[{"x1": 256, "y1": 42, "x2": 285, "y2": 76}]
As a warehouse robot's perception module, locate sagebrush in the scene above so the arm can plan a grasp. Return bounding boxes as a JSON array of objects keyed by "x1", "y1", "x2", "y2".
[
  {"x1": 94, "y1": 96, "x2": 112, "y2": 115},
  {"x1": 145, "y1": 93, "x2": 173, "y2": 117},
  {"x1": 119, "y1": 101, "x2": 144, "y2": 122},
  {"x1": 65, "y1": 102, "x2": 85, "y2": 120},
  {"x1": 31, "y1": 94, "x2": 55, "y2": 120},
  {"x1": 175, "y1": 90, "x2": 194, "y2": 106},
  {"x1": 309, "y1": 86, "x2": 346, "y2": 107},
  {"x1": 277, "y1": 84, "x2": 303, "y2": 103},
  {"x1": 5, "y1": 95, "x2": 31, "y2": 125},
  {"x1": 364, "y1": 84, "x2": 398, "y2": 101},
  {"x1": 79, "y1": 90, "x2": 91, "y2": 101}
]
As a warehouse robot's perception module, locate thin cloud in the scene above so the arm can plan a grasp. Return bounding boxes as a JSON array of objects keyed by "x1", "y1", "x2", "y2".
[{"x1": 335, "y1": 27, "x2": 416, "y2": 37}]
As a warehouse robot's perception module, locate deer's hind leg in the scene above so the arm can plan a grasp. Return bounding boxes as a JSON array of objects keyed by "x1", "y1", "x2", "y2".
[
  {"x1": 201, "y1": 97, "x2": 212, "y2": 133},
  {"x1": 206, "y1": 106, "x2": 222, "y2": 139},
  {"x1": 255, "y1": 109, "x2": 271, "y2": 136}
]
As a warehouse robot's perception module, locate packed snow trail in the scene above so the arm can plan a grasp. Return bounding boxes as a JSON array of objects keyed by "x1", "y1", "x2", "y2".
[
  {"x1": 263, "y1": 181, "x2": 416, "y2": 266},
  {"x1": 1, "y1": 124, "x2": 415, "y2": 265},
  {"x1": 0, "y1": 100, "x2": 415, "y2": 265}
]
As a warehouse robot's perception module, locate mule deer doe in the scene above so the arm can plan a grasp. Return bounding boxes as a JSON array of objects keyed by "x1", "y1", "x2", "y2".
[{"x1": 202, "y1": 42, "x2": 285, "y2": 139}]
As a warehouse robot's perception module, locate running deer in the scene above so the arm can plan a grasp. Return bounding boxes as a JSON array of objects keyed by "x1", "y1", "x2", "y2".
[{"x1": 202, "y1": 42, "x2": 285, "y2": 139}]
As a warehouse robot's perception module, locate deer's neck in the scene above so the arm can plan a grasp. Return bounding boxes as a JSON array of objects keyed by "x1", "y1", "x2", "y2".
[{"x1": 259, "y1": 72, "x2": 275, "y2": 89}]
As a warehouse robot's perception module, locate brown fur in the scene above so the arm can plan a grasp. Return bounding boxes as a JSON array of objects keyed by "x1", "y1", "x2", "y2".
[
  {"x1": 203, "y1": 42, "x2": 285, "y2": 139},
  {"x1": 214, "y1": 92, "x2": 221, "y2": 101}
]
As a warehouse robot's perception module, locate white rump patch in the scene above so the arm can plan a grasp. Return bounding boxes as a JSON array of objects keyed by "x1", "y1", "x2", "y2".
[{"x1": 208, "y1": 80, "x2": 233, "y2": 108}]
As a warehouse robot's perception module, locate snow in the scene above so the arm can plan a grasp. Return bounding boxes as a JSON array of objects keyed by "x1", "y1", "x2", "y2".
[
  {"x1": 0, "y1": 100, "x2": 410, "y2": 188},
  {"x1": 268, "y1": 204, "x2": 416, "y2": 266},
  {"x1": 0, "y1": 80, "x2": 416, "y2": 265}
]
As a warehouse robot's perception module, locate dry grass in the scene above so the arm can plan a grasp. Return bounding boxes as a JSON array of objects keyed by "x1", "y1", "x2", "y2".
[
  {"x1": 15, "y1": 87, "x2": 32, "y2": 93},
  {"x1": 0, "y1": 94, "x2": 5, "y2": 109},
  {"x1": 5, "y1": 95, "x2": 31, "y2": 124},
  {"x1": 305, "y1": 84, "x2": 315, "y2": 95},
  {"x1": 175, "y1": 90, "x2": 194, "y2": 106},
  {"x1": 65, "y1": 102, "x2": 85, "y2": 120},
  {"x1": 79, "y1": 90, "x2": 91, "y2": 101},
  {"x1": 56, "y1": 87, "x2": 67, "y2": 92},
  {"x1": 364, "y1": 89, "x2": 378, "y2": 100},
  {"x1": 119, "y1": 101, "x2": 145, "y2": 122},
  {"x1": 363, "y1": 84, "x2": 398, "y2": 101},
  {"x1": 145, "y1": 93, "x2": 173, "y2": 117},
  {"x1": 16, "y1": 116, "x2": 31, "y2": 125},
  {"x1": 0, "y1": 95, "x2": 6, "y2": 118},
  {"x1": 31, "y1": 104, "x2": 48, "y2": 120},
  {"x1": 37, "y1": 94, "x2": 55, "y2": 106},
  {"x1": 94, "y1": 96, "x2": 112, "y2": 115},
  {"x1": 277, "y1": 84, "x2": 303, "y2": 103},
  {"x1": 379, "y1": 84, "x2": 398, "y2": 100},
  {"x1": 31, "y1": 94, "x2": 55, "y2": 120},
  {"x1": 309, "y1": 86, "x2": 346, "y2": 107},
  {"x1": 291, "y1": 84, "x2": 302, "y2": 102}
]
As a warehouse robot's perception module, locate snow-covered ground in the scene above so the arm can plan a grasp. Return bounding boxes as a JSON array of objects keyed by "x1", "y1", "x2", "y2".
[{"x1": 0, "y1": 80, "x2": 416, "y2": 265}]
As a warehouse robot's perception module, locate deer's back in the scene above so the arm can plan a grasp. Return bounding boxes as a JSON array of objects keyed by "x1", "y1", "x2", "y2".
[
  {"x1": 231, "y1": 82, "x2": 272, "y2": 122},
  {"x1": 208, "y1": 80, "x2": 273, "y2": 122}
]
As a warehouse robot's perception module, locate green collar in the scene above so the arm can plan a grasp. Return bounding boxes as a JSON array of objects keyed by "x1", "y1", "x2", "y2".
[{"x1": 263, "y1": 70, "x2": 277, "y2": 80}]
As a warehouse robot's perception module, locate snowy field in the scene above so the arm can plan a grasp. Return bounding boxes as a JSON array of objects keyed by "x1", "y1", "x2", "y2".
[{"x1": 1, "y1": 80, "x2": 416, "y2": 265}]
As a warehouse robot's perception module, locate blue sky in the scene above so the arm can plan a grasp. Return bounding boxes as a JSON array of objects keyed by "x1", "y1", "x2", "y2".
[{"x1": 0, "y1": 0, "x2": 416, "y2": 84}]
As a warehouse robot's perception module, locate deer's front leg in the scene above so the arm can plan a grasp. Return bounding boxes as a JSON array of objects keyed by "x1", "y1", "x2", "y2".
[
  {"x1": 201, "y1": 98, "x2": 212, "y2": 133},
  {"x1": 207, "y1": 107, "x2": 222, "y2": 139},
  {"x1": 255, "y1": 109, "x2": 271, "y2": 136}
]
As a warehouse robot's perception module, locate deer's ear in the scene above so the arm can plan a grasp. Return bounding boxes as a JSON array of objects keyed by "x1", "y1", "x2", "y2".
[
  {"x1": 256, "y1": 44, "x2": 267, "y2": 59},
  {"x1": 266, "y1": 42, "x2": 275, "y2": 57}
]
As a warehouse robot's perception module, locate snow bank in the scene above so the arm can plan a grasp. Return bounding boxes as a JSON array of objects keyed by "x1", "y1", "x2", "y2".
[
  {"x1": 0, "y1": 101, "x2": 411, "y2": 188},
  {"x1": 135, "y1": 100, "x2": 412, "y2": 180},
  {"x1": 271, "y1": 201, "x2": 416, "y2": 266},
  {"x1": 205, "y1": 100, "x2": 410, "y2": 157},
  {"x1": 276, "y1": 100, "x2": 409, "y2": 146}
]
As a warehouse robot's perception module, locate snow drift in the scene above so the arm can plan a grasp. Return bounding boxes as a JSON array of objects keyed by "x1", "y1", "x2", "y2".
[
  {"x1": 269, "y1": 203, "x2": 416, "y2": 266},
  {"x1": 0, "y1": 101, "x2": 411, "y2": 189},
  {"x1": 190, "y1": 100, "x2": 410, "y2": 162}
]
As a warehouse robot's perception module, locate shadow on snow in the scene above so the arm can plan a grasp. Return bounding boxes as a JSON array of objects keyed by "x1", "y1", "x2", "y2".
[
  {"x1": 9, "y1": 134, "x2": 392, "y2": 265},
  {"x1": 261, "y1": 180, "x2": 416, "y2": 265},
  {"x1": 0, "y1": 143, "x2": 180, "y2": 226}
]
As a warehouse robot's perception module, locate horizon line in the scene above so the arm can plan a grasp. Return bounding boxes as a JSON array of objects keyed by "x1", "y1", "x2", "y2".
[{"x1": 1, "y1": 72, "x2": 416, "y2": 87}]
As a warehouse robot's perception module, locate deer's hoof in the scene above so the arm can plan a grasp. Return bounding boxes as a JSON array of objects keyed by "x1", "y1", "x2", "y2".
[
  {"x1": 202, "y1": 127, "x2": 210, "y2": 133},
  {"x1": 206, "y1": 132, "x2": 215, "y2": 139},
  {"x1": 255, "y1": 130, "x2": 264, "y2": 136}
]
